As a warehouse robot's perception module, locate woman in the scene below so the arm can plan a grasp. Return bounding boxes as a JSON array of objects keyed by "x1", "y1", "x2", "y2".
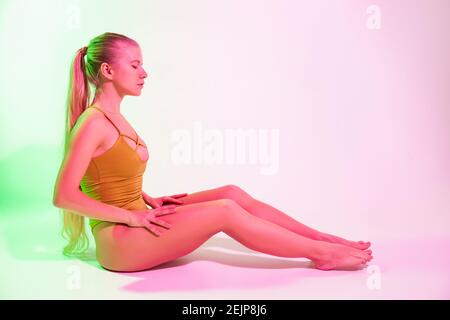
[{"x1": 53, "y1": 32, "x2": 372, "y2": 272}]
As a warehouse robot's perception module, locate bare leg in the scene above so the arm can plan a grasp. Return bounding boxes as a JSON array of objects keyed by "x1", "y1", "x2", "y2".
[
  {"x1": 243, "y1": 198, "x2": 371, "y2": 250},
  {"x1": 175, "y1": 185, "x2": 371, "y2": 250},
  {"x1": 94, "y1": 199, "x2": 372, "y2": 272},
  {"x1": 220, "y1": 199, "x2": 372, "y2": 271}
]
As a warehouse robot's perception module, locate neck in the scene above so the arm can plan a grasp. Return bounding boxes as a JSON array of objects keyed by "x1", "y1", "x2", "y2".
[{"x1": 91, "y1": 82, "x2": 123, "y2": 114}]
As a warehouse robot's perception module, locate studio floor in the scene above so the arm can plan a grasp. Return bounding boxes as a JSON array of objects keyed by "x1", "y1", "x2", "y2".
[{"x1": 1, "y1": 208, "x2": 449, "y2": 300}]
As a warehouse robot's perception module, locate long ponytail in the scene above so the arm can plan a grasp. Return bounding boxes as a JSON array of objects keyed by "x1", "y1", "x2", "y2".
[
  {"x1": 60, "y1": 47, "x2": 91, "y2": 257},
  {"x1": 58, "y1": 32, "x2": 138, "y2": 257}
]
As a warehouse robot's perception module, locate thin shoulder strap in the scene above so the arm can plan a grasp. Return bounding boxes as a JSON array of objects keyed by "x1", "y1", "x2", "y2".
[
  {"x1": 89, "y1": 106, "x2": 145, "y2": 149},
  {"x1": 90, "y1": 106, "x2": 121, "y2": 135}
]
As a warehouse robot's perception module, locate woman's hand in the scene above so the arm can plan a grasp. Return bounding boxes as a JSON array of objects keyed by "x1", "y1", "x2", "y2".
[
  {"x1": 143, "y1": 193, "x2": 188, "y2": 209},
  {"x1": 127, "y1": 205, "x2": 178, "y2": 237}
]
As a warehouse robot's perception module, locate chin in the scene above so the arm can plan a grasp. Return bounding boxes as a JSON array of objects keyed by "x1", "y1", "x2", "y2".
[{"x1": 127, "y1": 90, "x2": 142, "y2": 96}]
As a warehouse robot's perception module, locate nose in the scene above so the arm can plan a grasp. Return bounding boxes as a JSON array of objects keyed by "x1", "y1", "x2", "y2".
[{"x1": 141, "y1": 68, "x2": 148, "y2": 79}]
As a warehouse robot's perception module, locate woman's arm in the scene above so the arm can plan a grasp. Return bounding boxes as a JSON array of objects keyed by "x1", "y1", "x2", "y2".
[
  {"x1": 54, "y1": 190, "x2": 131, "y2": 225},
  {"x1": 53, "y1": 109, "x2": 131, "y2": 225}
]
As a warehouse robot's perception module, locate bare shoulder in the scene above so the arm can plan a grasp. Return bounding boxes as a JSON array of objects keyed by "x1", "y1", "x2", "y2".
[
  {"x1": 70, "y1": 108, "x2": 109, "y2": 149},
  {"x1": 53, "y1": 108, "x2": 108, "y2": 201},
  {"x1": 76, "y1": 106, "x2": 108, "y2": 128}
]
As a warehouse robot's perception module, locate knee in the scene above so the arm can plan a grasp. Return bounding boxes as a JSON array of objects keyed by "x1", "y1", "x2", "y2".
[
  {"x1": 217, "y1": 198, "x2": 240, "y2": 209},
  {"x1": 216, "y1": 198, "x2": 242, "y2": 224},
  {"x1": 220, "y1": 184, "x2": 253, "y2": 206}
]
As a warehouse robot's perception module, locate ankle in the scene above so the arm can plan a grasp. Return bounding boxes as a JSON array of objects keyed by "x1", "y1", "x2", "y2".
[{"x1": 307, "y1": 239, "x2": 328, "y2": 261}]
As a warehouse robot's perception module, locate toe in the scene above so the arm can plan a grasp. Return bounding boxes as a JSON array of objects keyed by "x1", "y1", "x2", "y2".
[
  {"x1": 356, "y1": 242, "x2": 371, "y2": 250},
  {"x1": 353, "y1": 252, "x2": 369, "y2": 261}
]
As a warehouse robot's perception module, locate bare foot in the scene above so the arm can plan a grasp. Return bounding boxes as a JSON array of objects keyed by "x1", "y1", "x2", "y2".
[
  {"x1": 311, "y1": 242, "x2": 373, "y2": 271},
  {"x1": 319, "y1": 233, "x2": 371, "y2": 250}
]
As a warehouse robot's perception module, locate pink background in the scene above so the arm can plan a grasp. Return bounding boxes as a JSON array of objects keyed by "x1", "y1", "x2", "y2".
[{"x1": 139, "y1": 0, "x2": 450, "y2": 243}]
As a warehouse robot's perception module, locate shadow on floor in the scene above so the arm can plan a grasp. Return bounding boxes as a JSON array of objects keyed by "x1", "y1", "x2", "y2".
[{"x1": 101, "y1": 236, "x2": 361, "y2": 293}]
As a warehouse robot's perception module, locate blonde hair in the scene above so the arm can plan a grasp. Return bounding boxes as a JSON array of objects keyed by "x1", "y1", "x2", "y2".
[{"x1": 59, "y1": 32, "x2": 138, "y2": 257}]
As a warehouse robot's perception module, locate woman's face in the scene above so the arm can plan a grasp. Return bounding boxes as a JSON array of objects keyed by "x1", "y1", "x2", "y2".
[{"x1": 103, "y1": 44, "x2": 148, "y2": 96}]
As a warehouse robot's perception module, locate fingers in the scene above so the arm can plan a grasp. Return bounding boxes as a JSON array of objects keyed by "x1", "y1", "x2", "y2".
[
  {"x1": 144, "y1": 215, "x2": 173, "y2": 236},
  {"x1": 171, "y1": 193, "x2": 188, "y2": 198},
  {"x1": 151, "y1": 218, "x2": 172, "y2": 229},
  {"x1": 169, "y1": 199, "x2": 184, "y2": 205},
  {"x1": 162, "y1": 197, "x2": 184, "y2": 205},
  {"x1": 154, "y1": 205, "x2": 177, "y2": 216},
  {"x1": 143, "y1": 220, "x2": 162, "y2": 237}
]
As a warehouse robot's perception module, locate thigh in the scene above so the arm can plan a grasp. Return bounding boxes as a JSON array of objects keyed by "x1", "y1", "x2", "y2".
[
  {"x1": 93, "y1": 199, "x2": 234, "y2": 272},
  {"x1": 176, "y1": 184, "x2": 251, "y2": 207}
]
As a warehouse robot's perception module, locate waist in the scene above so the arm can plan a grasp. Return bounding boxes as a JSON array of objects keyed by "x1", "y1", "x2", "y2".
[{"x1": 89, "y1": 196, "x2": 148, "y2": 230}]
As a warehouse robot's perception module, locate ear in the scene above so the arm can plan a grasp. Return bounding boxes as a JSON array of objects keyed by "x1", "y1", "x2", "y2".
[{"x1": 99, "y1": 62, "x2": 114, "y2": 81}]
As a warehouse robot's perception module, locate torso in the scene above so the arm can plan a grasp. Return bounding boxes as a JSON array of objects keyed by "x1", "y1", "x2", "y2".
[{"x1": 87, "y1": 107, "x2": 149, "y2": 162}]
